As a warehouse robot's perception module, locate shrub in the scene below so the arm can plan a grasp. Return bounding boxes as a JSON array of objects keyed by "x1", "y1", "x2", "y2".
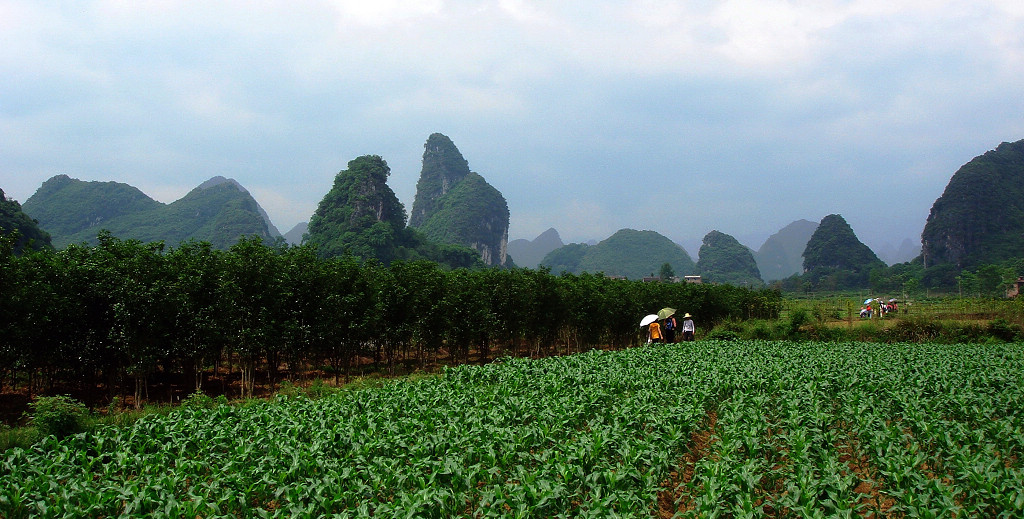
[
  {"x1": 180, "y1": 391, "x2": 216, "y2": 410},
  {"x1": 29, "y1": 395, "x2": 89, "y2": 440},
  {"x1": 988, "y1": 318, "x2": 1022, "y2": 342}
]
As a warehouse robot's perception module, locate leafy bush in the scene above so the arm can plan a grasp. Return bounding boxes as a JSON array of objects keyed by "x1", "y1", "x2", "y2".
[
  {"x1": 988, "y1": 318, "x2": 1022, "y2": 342},
  {"x1": 28, "y1": 395, "x2": 88, "y2": 440},
  {"x1": 180, "y1": 391, "x2": 217, "y2": 410}
]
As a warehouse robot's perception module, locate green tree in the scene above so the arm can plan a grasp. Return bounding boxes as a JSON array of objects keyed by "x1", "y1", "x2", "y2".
[{"x1": 659, "y1": 262, "x2": 675, "y2": 281}]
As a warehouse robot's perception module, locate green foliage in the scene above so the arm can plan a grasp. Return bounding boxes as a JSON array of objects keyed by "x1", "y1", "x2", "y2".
[
  {"x1": 28, "y1": 395, "x2": 89, "y2": 440},
  {"x1": 0, "y1": 188, "x2": 53, "y2": 253},
  {"x1": 922, "y1": 139, "x2": 1024, "y2": 269},
  {"x1": 180, "y1": 391, "x2": 217, "y2": 410},
  {"x1": 696, "y1": 230, "x2": 763, "y2": 286},
  {"x1": 658, "y1": 262, "x2": 675, "y2": 280},
  {"x1": 4, "y1": 342, "x2": 1024, "y2": 517},
  {"x1": 0, "y1": 236, "x2": 780, "y2": 408},
  {"x1": 305, "y1": 155, "x2": 412, "y2": 263},
  {"x1": 539, "y1": 242, "x2": 589, "y2": 274}
]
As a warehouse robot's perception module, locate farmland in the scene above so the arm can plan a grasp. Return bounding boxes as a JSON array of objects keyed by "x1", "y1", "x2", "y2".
[{"x1": 3, "y1": 340, "x2": 1024, "y2": 518}]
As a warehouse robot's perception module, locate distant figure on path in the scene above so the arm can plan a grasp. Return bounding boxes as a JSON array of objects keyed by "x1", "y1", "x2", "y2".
[{"x1": 681, "y1": 313, "x2": 695, "y2": 341}]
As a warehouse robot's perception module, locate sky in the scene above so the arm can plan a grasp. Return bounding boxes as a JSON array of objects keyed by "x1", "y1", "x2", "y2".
[{"x1": 3, "y1": 0, "x2": 1023, "y2": 258}]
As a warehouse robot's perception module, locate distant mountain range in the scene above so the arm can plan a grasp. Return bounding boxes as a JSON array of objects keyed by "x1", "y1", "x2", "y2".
[
  {"x1": 507, "y1": 228, "x2": 563, "y2": 269},
  {"x1": 11, "y1": 137, "x2": 1021, "y2": 288},
  {"x1": 22, "y1": 175, "x2": 279, "y2": 249}
]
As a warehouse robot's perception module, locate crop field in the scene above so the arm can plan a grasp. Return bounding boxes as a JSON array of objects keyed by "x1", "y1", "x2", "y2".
[{"x1": 3, "y1": 341, "x2": 1024, "y2": 518}]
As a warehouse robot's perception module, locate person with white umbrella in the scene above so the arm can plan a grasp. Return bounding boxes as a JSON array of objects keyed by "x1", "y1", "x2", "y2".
[{"x1": 640, "y1": 314, "x2": 663, "y2": 344}]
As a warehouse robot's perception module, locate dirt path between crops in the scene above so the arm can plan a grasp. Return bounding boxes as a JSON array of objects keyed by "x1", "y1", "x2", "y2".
[{"x1": 656, "y1": 409, "x2": 719, "y2": 518}]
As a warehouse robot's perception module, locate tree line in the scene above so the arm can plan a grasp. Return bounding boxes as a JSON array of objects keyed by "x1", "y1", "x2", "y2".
[{"x1": 0, "y1": 231, "x2": 781, "y2": 406}]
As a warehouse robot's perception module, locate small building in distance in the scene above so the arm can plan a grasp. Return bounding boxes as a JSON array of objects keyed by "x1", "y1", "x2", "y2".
[
  {"x1": 683, "y1": 275, "x2": 702, "y2": 284},
  {"x1": 1008, "y1": 277, "x2": 1024, "y2": 298}
]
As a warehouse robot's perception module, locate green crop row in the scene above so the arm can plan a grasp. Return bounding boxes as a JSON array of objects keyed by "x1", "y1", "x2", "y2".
[{"x1": 3, "y1": 341, "x2": 1023, "y2": 517}]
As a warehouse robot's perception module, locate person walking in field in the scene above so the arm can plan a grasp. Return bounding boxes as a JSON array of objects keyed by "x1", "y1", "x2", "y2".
[
  {"x1": 681, "y1": 313, "x2": 695, "y2": 341},
  {"x1": 663, "y1": 314, "x2": 677, "y2": 343},
  {"x1": 648, "y1": 320, "x2": 663, "y2": 344}
]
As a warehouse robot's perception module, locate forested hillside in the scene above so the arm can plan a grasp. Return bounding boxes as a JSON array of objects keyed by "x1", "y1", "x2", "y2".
[
  {"x1": 0, "y1": 188, "x2": 52, "y2": 253},
  {"x1": 696, "y1": 230, "x2": 762, "y2": 286},
  {"x1": 22, "y1": 175, "x2": 277, "y2": 249},
  {"x1": 304, "y1": 155, "x2": 483, "y2": 268},
  {"x1": 22, "y1": 175, "x2": 162, "y2": 245},
  {"x1": 921, "y1": 139, "x2": 1024, "y2": 269},
  {"x1": 802, "y1": 214, "x2": 885, "y2": 290},
  {"x1": 408, "y1": 133, "x2": 510, "y2": 267}
]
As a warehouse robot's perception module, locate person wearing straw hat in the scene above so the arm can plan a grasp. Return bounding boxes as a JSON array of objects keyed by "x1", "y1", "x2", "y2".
[{"x1": 681, "y1": 313, "x2": 695, "y2": 341}]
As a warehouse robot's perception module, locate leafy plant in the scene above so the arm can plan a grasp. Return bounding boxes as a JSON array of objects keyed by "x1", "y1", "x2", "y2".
[{"x1": 28, "y1": 395, "x2": 88, "y2": 440}]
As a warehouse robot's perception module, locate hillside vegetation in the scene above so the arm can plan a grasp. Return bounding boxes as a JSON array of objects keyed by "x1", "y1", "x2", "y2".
[
  {"x1": 22, "y1": 175, "x2": 276, "y2": 249},
  {"x1": 922, "y1": 139, "x2": 1024, "y2": 269},
  {"x1": 409, "y1": 133, "x2": 510, "y2": 267},
  {"x1": 542, "y1": 229, "x2": 696, "y2": 279},
  {"x1": 696, "y1": 230, "x2": 762, "y2": 286},
  {"x1": 0, "y1": 188, "x2": 52, "y2": 253}
]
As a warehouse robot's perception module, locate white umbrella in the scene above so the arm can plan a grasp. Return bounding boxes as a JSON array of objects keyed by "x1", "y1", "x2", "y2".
[
  {"x1": 864, "y1": 298, "x2": 873, "y2": 305},
  {"x1": 639, "y1": 314, "x2": 658, "y2": 327}
]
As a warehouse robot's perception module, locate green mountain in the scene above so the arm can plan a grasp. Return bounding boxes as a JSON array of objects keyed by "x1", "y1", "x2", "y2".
[
  {"x1": 198, "y1": 176, "x2": 282, "y2": 238},
  {"x1": 803, "y1": 214, "x2": 885, "y2": 289},
  {"x1": 0, "y1": 187, "x2": 53, "y2": 253},
  {"x1": 696, "y1": 230, "x2": 763, "y2": 286},
  {"x1": 408, "y1": 133, "x2": 510, "y2": 266},
  {"x1": 303, "y1": 154, "x2": 484, "y2": 268},
  {"x1": 755, "y1": 219, "x2": 818, "y2": 282},
  {"x1": 540, "y1": 229, "x2": 695, "y2": 279},
  {"x1": 508, "y1": 228, "x2": 564, "y2": 269},
  {"x1": 305, "y1": 155, "x2": 411, "y2": 262},
  {"x1": 921, "y1": 139, "x2": 1024, "y2": 269},
  {"x1": 22, "y1": 174, "x2": 162, "y2": 240},
  {"x1": 23, "y1": 174, "x2": 277, "y2": 249}
]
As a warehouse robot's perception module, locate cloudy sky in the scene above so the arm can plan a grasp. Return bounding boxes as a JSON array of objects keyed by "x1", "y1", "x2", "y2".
[{"x1": 3, "y1": 0, "x2": 1023, "y2": 256}]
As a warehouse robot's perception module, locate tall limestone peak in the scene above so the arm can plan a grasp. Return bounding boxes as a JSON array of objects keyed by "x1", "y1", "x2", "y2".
[
  {"x1": 409, "y1": 133, "x2": 471, "y2": 228},
  {"x1": 409, "y1": 133, "x2": 510, "y2": 267},
  {"x1": 921, "y1": 139, "x2": 1024, "y2": 268},
  {"x1": 802, "y1": 214, "x2": 884, "y2": 289},
  {"x1": 305, "y1": 155, "x2": 410, "y2": 262},
  {"x1": 696, "y1": 230, "x2": 763, "y2": 286}
]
